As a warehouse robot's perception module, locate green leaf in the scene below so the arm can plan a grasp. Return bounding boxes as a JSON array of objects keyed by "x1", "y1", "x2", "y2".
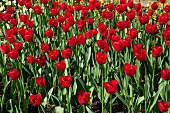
[
  {"x1": 55, "y1": 106, "x2": 64, "y2": 113},
  {"x1": 86, "y1": 106, "x2": 94, "y2": 113},
  {"x1": 148, "y1": 81, "x2": 166, "y2": 112},
  {"x1": 115, "y1": 92, "x2": 129, "y2": 108},
  {"x1": 42, "y1": 88, "x2": 53, "y2": 107}
]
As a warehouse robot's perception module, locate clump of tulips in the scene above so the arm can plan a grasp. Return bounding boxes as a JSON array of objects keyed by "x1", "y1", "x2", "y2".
[{"x1": 0, "y1": 0, "x2": 170, "y2": 112}]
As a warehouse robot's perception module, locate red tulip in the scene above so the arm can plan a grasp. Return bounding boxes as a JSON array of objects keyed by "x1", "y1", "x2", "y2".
[
  {"x1": 48, "y1": 18, "x2": 58, "y2": 27},
  {"x1": 10, "y1": 18, "x2": 18, "y2": 26},
  {"x1": 6, "y1": 7, "x2": 15, "y2": 14},
  {"x1": 164, "y1": 5, "x2": 170, "y2": 13},
  {"x1": 161, "y1": 68, "x2": 170, "y2": 80},
  {"x1": 128, "y1": 28, "x2": 138, "y2": 39},
  {"x1": 116, "y1": 4, "x2": 127, "y2": 14},
  {"x1": 36, "y1": 56, "x2": 46, "y2": 67},
  {"x1": 62, "y1": 48, "x2": 72, "y2": 59},
  {"x1": 86, "y1": 18, "x2": 94, "y2": 25},
  {"x1": 52, "y1": 1, "x2": 59, "y2": 8},
  {"x1": 61, "y1": 24, "x2": 70, "y2": 32},
  {"x1": 134, "y1": 3, "x2": 141, "y2": 12},
  {"x1": 164, "y1": 29, "x2": 170, "y2": 41},
  {"x1": 96, "y1": 52, "x2": 108, "y2": 65},
  {"x1": 94, "y1": 1, "x2": 101, "y2": 10},
  {"x1": 97, "y1": 39, "x2": 110, "y2": 52},
  {"x1": 48, "y1": 49, "x2": 60, "y2": 61},
  {"x1": 84, "y1": 30, "x2": 93, "y2": 39},
  {"x1": 133, "y1": 43, "x2": 143, "y2": 52},
  {"x1": 23, "y1": 29, "x2": 34, "y2": 42},
  {"x1": 148, "y1": 10, "x2": 154, "y2": 16},
  {"x1": 165, "y1": 40, "x2": 170, "y2": 46},
  {"x1": 56, "y1": 60, "x2": 66, "y2": 71},
  {"x1": 116, "y1": 21, "x2": 126, "y2": 31},
  {"x1": 77, "y1": 34, "x2": 86, "y2": 44},
  {"x1": 66, "y1": 16, "x2": 75, "y2": 26},
  {"x1": 81, "y1": 7, "x2": 89, "y2": 17},
  {"x1": 58, "y1": 15, "x2": 65, "y2": 23},
  {"x1": 74, "y1": 4, "x2": 83, "y2": 11},
  {"x1": 139, "y1": 14, "x2": 149, "y2": 25},
  {"x1": 160, "y1": 0, "x2": 166, "y2": 4},
  {"x1": 29, "y1": 94, "x2": 42, "y2": 106},
  {"x1": 124, "y1": 63, "x2": 136, "y2": 77},
  {"x1": 13, "y1": 42, "x2": 23, "y2": 51},
  {"x1": 0, "y1": 44, "x2": 10, "y2": 54},
  {"x1": 2, "y1": 13, "x2": 11, "y2": 21},
  {"x1": 26, "y1": 55, "x2": 35, "y2": 64},
  {"x1": 151, "y1": 2, "x2": 158, "y2": 10},
  {"x1": 41, "y1": 43, "x2": 50, "y2": 53},
  {"x1": 77, "y1": 91, "x2": 90, "y2": 105},
  {"x1": 77, "y1": 19, "x2": 85, "y2": 31},
  {"x1": 134, "y1": 49, "x2": 147, "y2": 62},
  {"x1": 7, "y1": 68, "x2": 20, "y2": 80},
  {"x1": 50, "y1": 8, "x2": 59, "y2": 16},
  {"x1": 106, "y1": 11, "x2": 114, "y2": 20},
  {"x1": 18, "y1": 0, "x2": 25, "y2": 6},
  {"x1": 146, "y1": 24, "x2": 157, "y2": 34},
  {"x1": 126, "y1": 10, "x2": 135, "y2": 21},
  {"x1": 41, "y1": 0, "x2": 48, "y2": 4},
  {"x1": 109, "y1": 35, "x2": 120, "y2": 42},
  {"x1": 112, "y1": 40, "x2": 125, "y2": 52},
  {"x1": 92, "y1": 29, "x2": 98, "y2": 36},
  {"x1": 127, "y1": 0, "x2": 134, "y2": 8},
  {"x1": 158, "y1": 13, "x2": 169, "y2": 25},
  {"x1": 59, "y1": 2, "x2": 67, "y2": 10},
  {"x1": 152, "y1": 46, "x2": 163, "y2": 58},
  {"x1": 107, "y1": 3, "x2": 114, "y2": 11},
  {"x1": 98, "y1": 22, "x2": 108, "y2": 33},
  {"x1": 7, "y1": 49, "x2": 18, "y2": 59},
  {"x1": 25, "y1": 1, "x2": 32, "y2": 9},
  {"x1": 36, "y1": 76, "x2": 46, "y2": 87},
  {"x1": 67, "y1": 36, "x2": 77, "y2": 47},
  {"x1": 104, "y1": 80, "x2": 118, "y2": 94},
  {"x1": 124, "y1": 37, "x2": 132, "y2": 48},
  {"x1": 44, "y1": 28, "x2": 54, "y2": 38},
  {"x1": 33, "y1": 6, "x2": 42, "y2": 15},
  {"x1": 6, "y1": 35, "x2": 15, "y2": 44},
  {"x1": 26, "y1": 20, "x2": 34, "y2": 28},
  {"x1": 158, "y1": 101, "x2": 169, "y2": 112},
  {"x1": 59, "y1": 75, "x2": 72, "y2": 88}
]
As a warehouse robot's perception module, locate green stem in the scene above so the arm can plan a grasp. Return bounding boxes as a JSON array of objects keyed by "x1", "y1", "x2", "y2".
[
  {"x1": 166, "y1": 81, "x2": 169, "y2": 101},
  {"x1": 110, "y1": 95, "x2": 112, "y2": 113},
  {"x1": 152, "y1": 58, "x2": 156, "y2": 91},
  {"x1": 102, "y1": 67, "x2": 104, "y2": 113},
  {"x1": 169, "y1": 46, "x2": 170, "y2": 69},
  {"x1": 67, "y1": 89, "x2": 70, "y2": 113},
  {"x1": 131, "y1": 78, "x2": 134, "y2": 113},
  {"x1": 83, "y1": 105, "x2": 86, "y2": 113},
  {"x1": 144, "y1": 62, "x2": 148, "y2": 112}
]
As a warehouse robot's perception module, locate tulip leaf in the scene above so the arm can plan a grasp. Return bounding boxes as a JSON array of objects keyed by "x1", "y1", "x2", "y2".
[
  {"x1": 148, "y1": 81, "x2": 166, "y2": 112},
  {"x1": 86, "y1": 106, "x2": 94, "y2": 113},
  {"x1": 115, "y1": 92, "x2": 129, "y2": 108},
  {"x1": 55, "y1": 106, "x2": 64, "y2": 113}
]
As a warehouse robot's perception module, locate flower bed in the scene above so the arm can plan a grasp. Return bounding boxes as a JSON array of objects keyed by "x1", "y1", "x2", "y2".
[{"x1": 0, "y1": 0, "x2": 170, "y2": 112}]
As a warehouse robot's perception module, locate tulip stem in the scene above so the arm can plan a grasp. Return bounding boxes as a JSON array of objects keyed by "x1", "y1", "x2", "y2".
[
  {"x1": 110, "y1": 95, "x2": 112, "y2": 113},
  {"x1": 144, "y1": 62, "x2": 148, "y2": 112},
  {"x1": 169, "y1": 46, "x2": 170, "y2": 69},
  {"x1": 67, "y1": 89, "x2": 70, "y2": 113},
  {"x1": 83, "y1": 105, "x2": 86, "y2": 113},
  {"x1": 131, "y1": 78, "x2": 134, "y2": 113},
  {"x1": 152, "y1": 58, "x2": 156, "y2": 91},
  {"x1": 166, "y1": 81, "x2": 169, "y2": 101},
  {"x1": 102, "y1": 66, "x2": 104, "y2": 113}
]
